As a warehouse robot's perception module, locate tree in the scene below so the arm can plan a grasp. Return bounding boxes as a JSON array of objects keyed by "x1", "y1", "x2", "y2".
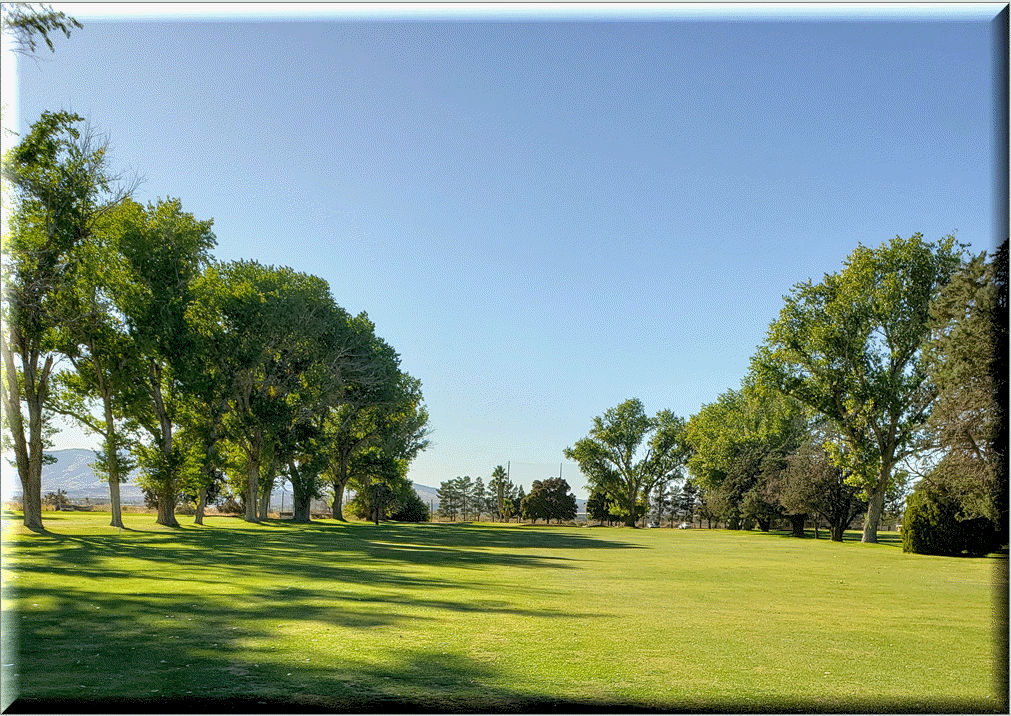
[
  {"x1": 390, "y1": 487, "x2": 430, "y2": 522},
  {"x1": 488, "y1": 465, "x2": 509, "y2": 521},
  {"x1": 769, "y1": 431, "x2": 866, "y2": 541},
  {"x1": 191, "y1": 260, "x2": 355, "y2": 523},
  {"x1": 471, "y1": 477, "x2": 488, "y2": 521},
  {"x1": 314, "y1": 314, "x2": 411, "y2": 521},
  {"x1": 521, "y1": 477, "x2": 577, "y2": 524},
  {"x1": 564, "y1": 398, "x2": 690, "y2": 527},
  {"x1": 754, "y1": 233, "x2": 964, "y2": 542},
  {"x1": 675, "y1": 480, "x2": 698, "y2": 527},
  {"x1": 918, "y1": 243, "x2": 1006, "y2": 539},
  {"x1": 2, "y1": 112, "x2": 129, "y2": 529},
  {"x1": 356, "y1": 378, "x2": 430, "y2": 515},
  {"x1": 42, "y1": 488, "x2": 68, "y2": 510},
  {"x1": 2, "y1": 3, "x2": 81, "y2": 55},
  {"x1": 115, "y1": 198, "x2": 215, "y2": 527},
  {"x1": 436, "y1": 479, "x2": 457, "y2": 521},
  {"x1": 585, "y1": 487, "x2": 616, "y2": 525},
  {"x1": 686, "y1": 377, "x2": 807, "y2": 531},
  {"x1": 651, "y1": 480, "x2": 673, "y2": 526},
  {"x1": 48, "y1": 202, "x2": 148, "y2": 529}
]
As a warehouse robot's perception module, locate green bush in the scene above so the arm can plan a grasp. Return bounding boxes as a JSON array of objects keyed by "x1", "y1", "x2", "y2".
[
  {"x1": 903, "y1": 488, "x2": 1002, "y2": 556},
  {"x1": 902, "y1": 488, "x2": 963, "y2": 555},
  {"x1": 390, "y1": 489, "x2": 430, "y2": 522},
  {"x1": 959, "y1": 516, "x2": 1002, "y2": 556}
]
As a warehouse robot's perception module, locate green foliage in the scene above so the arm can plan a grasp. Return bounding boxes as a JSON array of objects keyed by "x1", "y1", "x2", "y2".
[
  {"x1": 902, "y1": 485, "x2": 1002, "y2": 556},
  {"x1": 389, "y1": 488, "x2": 431, "y2": 522},
  {"x1": 564, "y1": 398, "x2": 690, "y2": 527},
  {"x1": 2, "y1": 110, "x2": 128, "y2": 529},
  {"x1": 754, "y1": 233, "x2": 965, "y2": 542},
  {"x1": 687, "y1": 376, "x2": 807, "y2": 530},
  {"x1": 520, "y1": 477, "x2": 577, "y2": 524},
  {"x1": 902, "y1": 487, "x2": 966, "y2": 556},
  {"x1": 2, "y1": 3, "x2": 82, "y2": 54},
  {"x1": 437, "y1": 476, "x2": 477, "y2": 521},
  {"x1": 41, "y1": 488, "x2": 69, "y2": 509},
  {"x1": 921, "y1": 245, "x2": 1004, "y2": 527}
]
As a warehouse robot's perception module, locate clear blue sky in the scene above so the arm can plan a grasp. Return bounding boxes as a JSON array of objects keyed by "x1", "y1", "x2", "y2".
[{"x1": 4, "y1": 4, "x2": 1004, "y2": 500}]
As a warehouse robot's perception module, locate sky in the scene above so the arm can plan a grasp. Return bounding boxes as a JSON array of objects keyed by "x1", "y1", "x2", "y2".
[{"x1": 3, "y1": 3, "x2": 1005, "y2": 500}]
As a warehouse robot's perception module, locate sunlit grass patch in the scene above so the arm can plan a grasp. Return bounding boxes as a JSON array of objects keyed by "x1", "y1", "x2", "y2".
[{"x1": 2, "y1": 511, "x2": 1003, "y2": 712}]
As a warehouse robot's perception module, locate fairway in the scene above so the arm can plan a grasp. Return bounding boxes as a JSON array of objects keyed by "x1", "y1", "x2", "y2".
[{"x1": 2, "y1": 512, "x2": 1004, "y2": 712}]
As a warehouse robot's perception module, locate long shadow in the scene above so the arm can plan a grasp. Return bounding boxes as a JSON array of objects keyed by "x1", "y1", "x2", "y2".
[
  {"x1": 5, "y1": 643, "x2": 1002, "y2": 714},
  {"x1": 750, "y1": 528, "x2": 905, "y2": 547},
  {"x1": 5, "y1": 521, "x2": 639, "y2": 591},
  {"x1": 5, "y1": 518, "x2": 1005, "y2": 713}
]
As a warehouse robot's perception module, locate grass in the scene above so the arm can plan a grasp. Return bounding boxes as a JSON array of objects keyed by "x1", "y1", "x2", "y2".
[{"x1": 1, "y1": 511, "x2": 1006, "y2": 713}]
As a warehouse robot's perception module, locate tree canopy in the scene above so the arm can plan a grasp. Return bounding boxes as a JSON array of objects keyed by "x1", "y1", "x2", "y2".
[
  {"x1": 564, "y1": 398, "x2": 690, "y2": 527},
  {"x1": 753, "y1": 233, "x2": 964, "y2": 542}
]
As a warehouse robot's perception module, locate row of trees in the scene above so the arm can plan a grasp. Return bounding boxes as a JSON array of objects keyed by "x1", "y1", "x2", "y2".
[
  {"x1": 565, "y1": 234, "x2": 1006, "y2": 551},
  {"x1": 2, "y1": 10, "x2": 431, "y2": 531},
  {"x1": 436, "y1": 468, "x2": 526, "y2": 522},
  {"x1": 434, "y1": 469, "x2": 579, "y2": 525}
]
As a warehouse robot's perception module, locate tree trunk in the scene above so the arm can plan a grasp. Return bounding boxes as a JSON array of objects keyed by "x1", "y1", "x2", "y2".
[
  {"x1": 157, "y1": 487, "x2": 180, "y2": 528},
  {"x1": 244, "y1": 433, "x2": 261, "y2": 523},
  {"x1": 292, "y1": 487, "x2": 312, "y2": 523},
  {"x1": 862, "y1": 484, "x2": 886, "y2": 543},
  {"x1": 150, "y1": 360, "x2": 180, "y2": 528},
  {"x1": 24, "y1": 387, "x2": 47, "y2": 531},
  {"x1": 103, "y1": 399, "x2": 124, "y2": 529},
  {"x1": 2, "y1": 333, "x2": 48, "y2": 531},
  {"x1": 330, "y1": 481, "x2": 345, "y2": 520},
  {"x1": 258, "y1": 477, "x2": 272, "y2": 521},
  {"x1": 831, "y1": 521, "x2": 846, "y2": 542},
  {"x1": 194, "y1": 486, "x2": 206, "y2": 525},
  {"x1": 287, "y1": 461, "x2": 312, "y2": 523},
  {"x1": 330, "y1": 459, "x2": 349, "y2": 521},
  {"x1": 789, "y1": 513, "x2": 806, "y2": 537}
]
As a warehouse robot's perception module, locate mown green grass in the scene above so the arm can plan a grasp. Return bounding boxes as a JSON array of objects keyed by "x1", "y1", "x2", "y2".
[{"x1": 1, "y1": 511, "x2": 1005, "y2": 712}]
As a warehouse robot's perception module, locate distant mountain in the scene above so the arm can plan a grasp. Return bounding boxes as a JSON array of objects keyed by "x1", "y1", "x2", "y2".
[
  {"x1": 410, "y1": 481, "x2": 440, "y2": 508},
  {"x1": 39, "y1": 448, "x2": 146, "y2": 503}
]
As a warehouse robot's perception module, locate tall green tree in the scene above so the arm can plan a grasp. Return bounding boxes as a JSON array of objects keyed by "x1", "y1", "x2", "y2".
[
  {"x1": 766, "y1": 428, "x2": 866, "y2": 541},
  {"x1": 1, "y1": 112, "x2": 129, "y2": 529},
  {"x1": 487, "y1": 465, "x2": 510, "y2": 521},
  {"x1": 521, "y1": 477, "x2": 577, "y2": 524},
  {"x1": 437, "y1": 478, "x2": 463, "y2": 521},
  {"x1": 918, "y1": 244, "x2": 1005, "y2": 533},
  {"x1": 564, "y1": 398, "x2": 690, "y2": 527},
  {"x1": 48, "y1": 203, "x2": 149, "y2": 529},
  {"x1": 754, "y1": 233, "x2": 964, "y2": 542},
  {"x1": 190, "y1": 260, "x2": 345, "y2": 523},
  {"x1": 686, "y1": 377, "x2": 807, "y2": 530},
  {"x1": 115, "y1": 198, "x2": 216, "y2": 527}
]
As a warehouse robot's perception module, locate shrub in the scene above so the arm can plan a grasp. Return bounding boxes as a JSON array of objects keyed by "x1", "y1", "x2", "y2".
[
  {"x1": 902, "y1": 488, "x2": 963, "y2": 555},
  {"x1": 959, "y1": 516, "x2": 1002, "y2": 556},
  {"x1": 390, "y1": 489, "x2": 430, "y2": 522},
  {"x1": 903, "y1": 488, "x2": 1002, "y2": 556}
]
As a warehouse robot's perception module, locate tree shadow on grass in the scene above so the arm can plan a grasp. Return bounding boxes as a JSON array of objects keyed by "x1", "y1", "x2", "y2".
[
  {"x1": 6, "y1": 642, "x2": 1002, "y2": 714},
  {"x1": 4, "y1": 519, "x2": 1005, "y2": 714},
  {"x1": 751, "y1": 529, "x2": 904, "y2": 547}
]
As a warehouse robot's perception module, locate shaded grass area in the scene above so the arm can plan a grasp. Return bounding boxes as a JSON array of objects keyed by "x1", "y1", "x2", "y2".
[{"x1": 2, "y1": 512, "x2": 1005, "y2": 713}]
